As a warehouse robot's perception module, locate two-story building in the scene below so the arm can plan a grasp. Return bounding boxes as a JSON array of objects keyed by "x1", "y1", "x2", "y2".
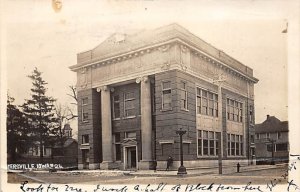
[
  {"x1": 70, "y1": 23, "x2": 258, "y2": 170},
  {"x1": 255, "y1": 115, "x2": 289, "y2": 164}
]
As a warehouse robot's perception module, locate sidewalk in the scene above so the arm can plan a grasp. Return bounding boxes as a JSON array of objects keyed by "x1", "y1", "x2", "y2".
[
  {"x1": 9, "y1": 163, "x2": 287, "y2": 178},
  {"x1": 128, "y1": 163, "x2": 287, "y2": 177}
]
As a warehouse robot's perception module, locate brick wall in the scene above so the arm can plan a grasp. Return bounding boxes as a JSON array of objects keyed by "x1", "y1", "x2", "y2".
[{"x1": 77, "y1": 88, "x2": 102, "y2": 165}]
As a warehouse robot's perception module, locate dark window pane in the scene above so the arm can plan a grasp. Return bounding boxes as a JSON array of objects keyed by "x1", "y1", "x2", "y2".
[
  {"x1": 116, "y1": 144, "x2": 121, "y2": 161},
  {"x1": 203, "y1": 140, "x2": 208, "y2": 155}
]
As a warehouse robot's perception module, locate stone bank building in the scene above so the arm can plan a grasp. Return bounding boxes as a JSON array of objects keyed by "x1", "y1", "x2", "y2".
[{"x1": 70, "y1": 24, "x2": 258, "y2": 170}]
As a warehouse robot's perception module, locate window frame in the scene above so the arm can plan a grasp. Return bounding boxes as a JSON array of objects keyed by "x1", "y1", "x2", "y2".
[
  {"x1": 180, "y1": 81, "x2": 188, "y2": 111},
  {"x1": 227, "y1": 98, "x2": 243, "y2": 123},
  {"x1": 227, "y1": 133, "x2": 243, "y2": 156},
  {"x1": 82, "y1": 134, "x2": 89, "y2": 144},
  {"x1": 124, "y1": 91, "x2": 135, "y2": 118},
  {"x1": 197, "y1": 130, "x2": 219, "y2": 157},
  {"x1": 196, "y1": 87, "x2": 218, "y2": 117},
  {"x1": 112, "y1": 94, "x2": 121, "y2": 120},
  {"x1": 161, "y1": 81, "x2": 172, "y2": 110},
  {"x1": 113, "y1": 133, "x2": 122, "y2": 161},
  {"x1": 81, "y1": 97, "x2": 89, "y2": 122}
]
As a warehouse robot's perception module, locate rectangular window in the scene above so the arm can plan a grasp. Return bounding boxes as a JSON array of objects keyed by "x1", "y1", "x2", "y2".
[
  {"x1": 113, "y1": 95, "x2": 120, "y2": 119},
  {"x1": 249, "y1": 105, "x2": 254, "y2": 124},
  {"x1": 227, "y1": 134, "x2": 243, "y2": 156},
  {"x1": 162, "y1": 81, "x2": 172, "y2": 110},
  {"x1": 231, "y1": 135, "x2": 235, "y2": 156},
  {"x1": 275, "y1": 143, "x2": 288, "y2": 152},
  {"x1": 114, "y1": 133, "x2": 121, "y2": 161},
  {"x1": 196, "y1": 88, "x2": 218, "y2": 117},
  {"x1": 82, "y1": 134, "x2": 89, "y2": 144},
  {"x1": 125, "y1": 131, "x2": 136, "y2": 139},
  {"x1": 227, "y1": 134, "x2": 231, "y2": 156},
  {"x1": 197, "y1": 130, "x2": 219, "y2": 156},
  {"x1": 180, "y1": 81, "x2": 188, "y2": 110},
  {"x1": 255, "y1": 133, "x2": 260, "y2": 139},
  {"x1": 277, "y1": 132, "x2": 282, "y2": 139},
  {"x1": 203, "y1": 131, "x2": 209, "y2": 155},
  {"x1": 227, "y1": 98, "x2": 243, "y2": 122},
  {"x1": 81, "y1": 98, "x2": 88, "y2": 122},
  {"x1": 236, "y1": 135, "x2": 240, "y2": 156},
  {"x1": 124, "y1": 92, "x2": 135, "y2": 117},
  {"x1": 197, "y1": 130, "x2": 202, "y2": 156},
  {"x1": 266, "y1": 133, "x2": 270, "y2": 139}
]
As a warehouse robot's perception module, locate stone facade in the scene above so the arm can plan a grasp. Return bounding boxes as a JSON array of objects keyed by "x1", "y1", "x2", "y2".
[{"x1": 70, "y1": 23, "x2": 258, "y2": 170}]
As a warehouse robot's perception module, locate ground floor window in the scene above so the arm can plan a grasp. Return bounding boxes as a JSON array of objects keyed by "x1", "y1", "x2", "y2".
[
  {"x1": 227, "y1": 134, "x2": 243, "y2": 156},
  {"x1": 275, "y1": 143, "x2": 288, "y2": 152},
  {"x1": 197, "y1": 130, "x2": 219, "y2": 156},
  {"x1": 114, "y1": 133, "x2": 122, "y2": 161}
]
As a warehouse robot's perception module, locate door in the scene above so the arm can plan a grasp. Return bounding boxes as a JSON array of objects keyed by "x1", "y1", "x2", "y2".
[
  {"x1": 82, "y1": 150, "x2": 89, "y2": 169},
  {"x1": 126, "y1": 147, "x2": 137, "y2": 169}
]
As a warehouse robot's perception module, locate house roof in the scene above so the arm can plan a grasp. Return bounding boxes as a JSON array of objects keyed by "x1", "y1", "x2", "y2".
[
  {"x1": 70, "y1": 23, "x2": 258, "y2": 83},
  {"x1": 53, "y1": 138, "x2": 77, "y2": 148},
  {"x1": 255, "y1": 116, "x2": 288, "y2": 133},
  {"x1": 63, "y1": 123, "x2": 72, "y2": 130}
]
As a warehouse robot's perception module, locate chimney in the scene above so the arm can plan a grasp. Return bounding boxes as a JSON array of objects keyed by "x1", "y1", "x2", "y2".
[{"x1": 267, "y1": 115, "x2": 270, "y2": 120}]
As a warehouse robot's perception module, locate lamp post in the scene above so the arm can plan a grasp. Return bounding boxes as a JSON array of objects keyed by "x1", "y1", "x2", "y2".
[{"x1": 176, "y1": 128, "x2": 187, "y2": 175}]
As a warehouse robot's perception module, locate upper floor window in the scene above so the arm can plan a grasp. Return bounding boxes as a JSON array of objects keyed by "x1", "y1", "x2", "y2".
[
  {"x1": 81, "y1": 98, "x2": 88, "y2": 122},
  {"x1": 249, "y1": 105, "x2": 254, "y2": 124},
  {"x1": 277, "y1": 132, "x2": 282, "y2": 139},
  {"x1": 82, "y1": 134, "x2": 89, "y2": 144},
  {"x1": 196, "y1": 88, "x2": 218, "y2": 117},
  {"x1": 162, "y1": 81, "x2": 172, "y2": 110},
  {"x1": 113, "y1": 95, "x2": 120, "y2": 119},
  {"x1": 227, "y1": 98, "x2": 243, "y2": 122},
  {"x1": 255, "y1": 133, "x2": 260, "y2": 139},
  {"x1": 124, "y1": 92, "x2": 135, "y2": 117},
  {"x1": 180, "y1": 81, "x2": 188, "y2": 110},
  {"x1": 125, "y1": 131, "x2": 136, "y2": 139},
  {"x1": 266, "y1": 132, "x2": 270, "y2": 139}
]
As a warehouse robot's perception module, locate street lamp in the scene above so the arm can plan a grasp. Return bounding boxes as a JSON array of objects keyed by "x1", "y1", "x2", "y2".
[{"x1": 176, "y1": 128, "x2": 187, "y2": 175}]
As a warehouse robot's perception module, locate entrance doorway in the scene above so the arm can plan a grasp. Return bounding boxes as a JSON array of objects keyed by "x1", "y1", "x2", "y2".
[
  {"x1": 125, "y1": 146, "x2": 137, "y2": 170},
  {"x1": 82, "y1": 150, "x2": 89, "y2": 169}
]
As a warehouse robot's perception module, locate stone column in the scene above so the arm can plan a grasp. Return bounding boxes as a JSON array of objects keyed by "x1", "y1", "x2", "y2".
[
  {"x1": 136, "y1": 76, "x2": 153, "y2": 169},
  {"x1": 97, "y1": 86, "x2": 113, "y2": 169}
]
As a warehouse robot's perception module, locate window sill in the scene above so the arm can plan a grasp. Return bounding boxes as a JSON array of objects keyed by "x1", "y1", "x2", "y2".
[
  {"x1": 227, "y1": 120, "x2": 243, "y2": 124},
  {"x1": 181, "y1": 108, "x2": 189, "y2": 112},
  {"x1": 197, "y1": 155, "x2": 218, "y2": 159},
  {"x1": 160, "y1": 108, "x2": 172, "y2": 112},
  {"x1": 81, "y1": 143, "x2": 90, "y2": 146},
  {"x1": 123, "y1": 116, "x2": 136, "y2": 119},
  {"x1": 81, "y1": 120, "x2": 89, "y2": 123},
  {"x1": 113, "y1": 118, "x2": 121, "y2": 121},
  {"x1": 196, "y1": 114, "x2": 218, "y2": 118}
]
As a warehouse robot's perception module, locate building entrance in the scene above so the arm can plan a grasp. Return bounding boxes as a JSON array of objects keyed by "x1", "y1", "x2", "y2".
[
  {"x1": 82, "y1": 150, "x2": 89, "y2": 169},
  {"x1": 125, "y1": 146, "x2": 137, "y2": 170}
]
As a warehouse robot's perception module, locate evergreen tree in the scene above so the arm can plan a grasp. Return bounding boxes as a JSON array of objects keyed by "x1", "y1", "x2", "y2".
[
  {"x1": 7, "y1": 94, "x2": 28, "y2": 163},
  {"x1": 21, "y1": 68, "x2": 58, "y2": 161}
]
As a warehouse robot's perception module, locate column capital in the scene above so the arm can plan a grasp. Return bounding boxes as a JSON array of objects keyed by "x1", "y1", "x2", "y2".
[
  {"x1": 96, "y1": 85, "x2": 114, "y2": 92},
  {"x1": 136, "y1": 76, "x2": 152, "y2": 84}
]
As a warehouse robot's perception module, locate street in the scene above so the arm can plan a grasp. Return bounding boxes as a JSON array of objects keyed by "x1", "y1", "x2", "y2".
[{"x1": 8, "y1": 164, "x2": 288, "y2": 185}]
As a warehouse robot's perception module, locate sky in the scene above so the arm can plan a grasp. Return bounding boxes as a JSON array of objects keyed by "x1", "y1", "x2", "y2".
[{"x1": 1, "y1": 0, "x2": 298, "y2": 136}]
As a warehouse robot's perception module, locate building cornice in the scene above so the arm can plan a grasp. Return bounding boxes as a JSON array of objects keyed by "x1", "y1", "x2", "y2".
[{"x1": 70, "y1": 38, "x2": 258, "y2": 83}]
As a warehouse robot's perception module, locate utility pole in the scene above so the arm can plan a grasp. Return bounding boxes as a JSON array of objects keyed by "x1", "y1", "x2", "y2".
[{"x1": 213, "y1": 74, "x2": 226, "y2": 175}]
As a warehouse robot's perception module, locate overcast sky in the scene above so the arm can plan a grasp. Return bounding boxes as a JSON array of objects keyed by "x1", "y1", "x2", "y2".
[{"x1": 3, "y1": 0, "x2": 297, "y2": 134}]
